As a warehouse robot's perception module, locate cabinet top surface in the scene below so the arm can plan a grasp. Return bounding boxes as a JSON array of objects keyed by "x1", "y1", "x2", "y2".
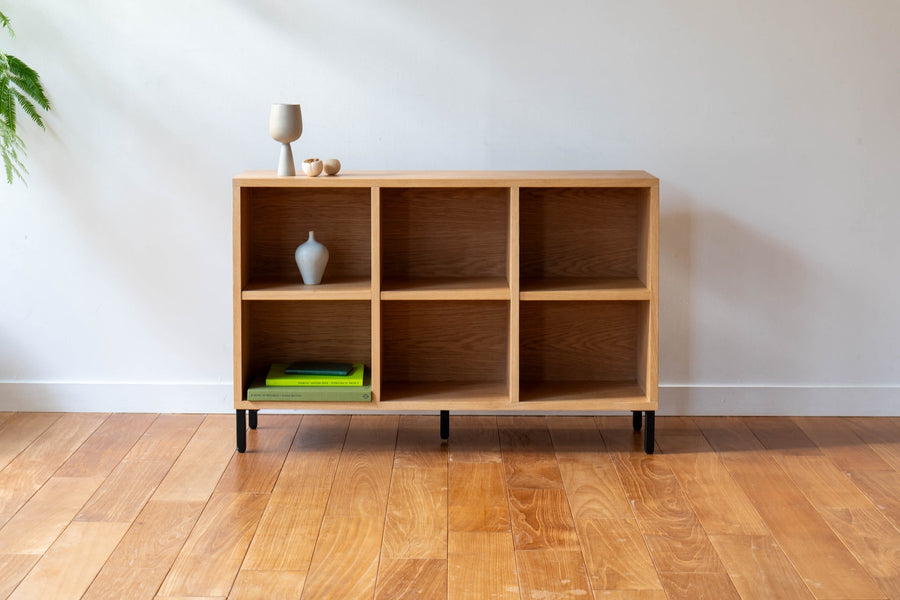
[{"x1": 233, "y1": 170, "x2": 658, "y2": 188}]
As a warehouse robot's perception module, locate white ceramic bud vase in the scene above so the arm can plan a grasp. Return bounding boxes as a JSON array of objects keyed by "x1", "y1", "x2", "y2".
[{"x1": 295, "y1": 231, "x2": 329, "y2": 285}]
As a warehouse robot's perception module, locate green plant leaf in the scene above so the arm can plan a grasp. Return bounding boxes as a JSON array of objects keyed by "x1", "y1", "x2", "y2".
[
  {"x1": 0, "y1": 11, "x2": 13, "y2": 38},
  {"x1": 13, "y1": 90, "x2": 43, "y2": 129},
  {"x1": 8, "y1": 55, "x2": 50, "y2": 110}
]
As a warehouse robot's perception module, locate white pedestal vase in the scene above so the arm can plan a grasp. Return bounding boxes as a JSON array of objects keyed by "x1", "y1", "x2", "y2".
[{"x1": 295, "y1": 231, "x2": 329, "y2": 284}]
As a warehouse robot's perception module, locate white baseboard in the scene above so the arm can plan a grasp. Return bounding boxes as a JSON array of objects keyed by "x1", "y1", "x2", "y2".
[{"x1": 0, "y1": 382, "x2": 897, "y2": 416}]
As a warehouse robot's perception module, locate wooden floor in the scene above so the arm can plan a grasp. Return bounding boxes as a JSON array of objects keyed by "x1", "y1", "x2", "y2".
[{"x1": 0, "y1": 413, "x2": 898, "y2": 599}]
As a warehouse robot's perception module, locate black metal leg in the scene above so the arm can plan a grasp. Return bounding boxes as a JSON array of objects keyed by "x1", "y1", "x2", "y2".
[
  {"x1": 440, "y1": 410, "x2": 449, "y2": 440},
  {"x1": 236, "y1": 410, "x2": 247, "y2": 453},
  {"x1": 248, "y1": 410, "x2": 258, "y2": 430},
  {"x1": 644, "y1": 410, "x2": 655, "y2": 454},
  {"x1": 632, "y1": 411, "x2": 642, "y2": 432}
]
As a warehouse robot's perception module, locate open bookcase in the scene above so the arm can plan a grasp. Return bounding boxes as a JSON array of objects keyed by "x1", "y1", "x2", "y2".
[{"x1": 233, "y1": 171, "x2": 658, "y2": 452}]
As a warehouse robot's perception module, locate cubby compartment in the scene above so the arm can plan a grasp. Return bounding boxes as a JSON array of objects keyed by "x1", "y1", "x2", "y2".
[
  {"x1": 380, "y1": 187, "x2": 510, "y2": 299},
  {"x1": 380, "y1": 300, "x2": 510, "y2": 404},
  {"x1": 519, "y1": 187, "x2": 653, "y2": 300},
  {"x1": 518, "y1": 300, "x2": 652, "y2": 405},
  {"x1": 240, "y1": 187, "x2": 371, "y2": 298},
  {"x1": 240, "y1": 300, "x2": 372, "y2": 397}
]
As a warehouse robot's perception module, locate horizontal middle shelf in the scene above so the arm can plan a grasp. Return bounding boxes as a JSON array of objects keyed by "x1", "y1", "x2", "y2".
[
  {"x1": 381, "y1": 277, "x2": 510, "y2": 300},
  {"x1": 519, "y1": 277, "x2": 650, "y2": 301},
  {"x1": 242, "y1": 277, "x2": 372, "y2": 300}
]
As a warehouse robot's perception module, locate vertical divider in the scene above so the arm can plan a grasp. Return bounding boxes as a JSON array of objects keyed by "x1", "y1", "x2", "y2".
[
  {"x1": 233, "y1": 184, "x2": 248, "y2": 405},
  {"x1": 371, "y1": 186, "x2": 382, "y2": 403},
  {"x1": 647, "y1": 183, "x2": 659, "y2": 408},
  {"x1": 508, "y1": 186, "x2": 520, "y2": 403}
]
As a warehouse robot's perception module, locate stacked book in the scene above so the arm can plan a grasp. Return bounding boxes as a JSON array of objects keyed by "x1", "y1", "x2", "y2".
[{"x1": 247, "y1": 362, "x2": 371, "y2": 402}]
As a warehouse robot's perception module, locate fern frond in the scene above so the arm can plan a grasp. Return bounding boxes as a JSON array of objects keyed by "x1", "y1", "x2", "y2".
[
  {"x1": 0, "y1": 75, "x2": 15, "y2": 134},
  {"x1": 0, "y1": 11, "x2": 13, "y2": 38},
  {"x1": 13, "y1": 89, "x2": 43, "y2": 129},
  {"x1": 0, "y1": 119, "x2": 26, "y2": 184},
  {"x1": 8, "y1": 55, "x2": 49, "y2": 110}
]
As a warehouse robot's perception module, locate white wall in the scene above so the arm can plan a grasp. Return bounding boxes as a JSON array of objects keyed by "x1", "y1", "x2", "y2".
[{"x1": 2, "y1": 1, "x2": 898, "y2": 414}]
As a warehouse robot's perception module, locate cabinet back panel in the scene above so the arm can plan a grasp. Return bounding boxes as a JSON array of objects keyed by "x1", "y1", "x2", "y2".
[
  {"x1": 245, "y1": 301, "x2": 371, "y2": 377},
  {"x1": 382, "y1": 301, "x2": 509, "y2": 382},
  {"x1": 247, "y1": 188, "x2": 371, "y2": 280},
  {"x1": 520, "y1": 188, "x2": 641, "y2": 279},
  {"x1": 381, "y1": 188, "x2": 509, "y2": 279},
  {"x1": 520, "y1": 301, "x2": 641, "y2": 382}
]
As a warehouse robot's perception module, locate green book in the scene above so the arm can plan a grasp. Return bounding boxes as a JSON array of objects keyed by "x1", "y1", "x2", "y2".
[
  {"x1": 266, "y1": 363, "x2": 365, "y2": 386},
  {"x1": 247, "y1": 375, "x2": 371, "y2": 402}
]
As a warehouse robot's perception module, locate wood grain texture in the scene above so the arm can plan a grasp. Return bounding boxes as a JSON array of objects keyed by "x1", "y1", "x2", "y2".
[
  {"x1": 0, "y1": 413, "x2": 106, "y2": 525},
  {"x1": 508, "y1": 487, "x2": 579, "y2": 551},
  {"x1": 515, "y1": 549, "x2": 593, "y2": 599},
  {"x1": 382, "y1": 467, "x2": 447, "y2": 559},
  {"x1": 214, "y1": 414, "x2": 300, "y2": 494},
  {"x1": 302, "y1": 517, "x2": 383, "y2": 600},
  {"x1": 75, "y1": 459, "x2": 172, "y2": 523},
  {"x1": 375, "y1": 558, "x2": 447, "y2": 600},
  {"x1": 0, "y1": 476, "x2": 104, "y2": 554},
  {"x1": 708, "y1": 534, "x2": 814, "y2": 600},
  {"x1": 498, "y1": 417, "x2": 564, "y2": 489},
  {"x1": 120, "y1": 413, "x2": 204, "y2": 462},
  {"x1": 448, "y1": 532, "x2": 519, "y2": 600},
  {"x1": 0, "y1": 553, "x2": 39, "y2": 600},
  {"x1": 157, "y1": 492, "x2": 269, "y2": 598},
  {"x1": 8, "y1": 521, "x2": 129, "y2": 600},
  {"x1": 657, "y1": 572, "x2": 741, "y2": 600},
  {"x1": 577, "y1": 518, "x2": 663, "y2": 592},
  {"x1": 448, "y1": 462, "x2": 510, "y2": 532},
  {"x1": 818, "y1": 507, "x2": 900, "y2": 598},
  {"x1": 152, "y1": 415, "x2": 236, "y2": 503},
  {"x1": 324, "y1": 415, "x2": 398, "y2": 518},
  {"x1": 793, "y1": 417, "x2": 893, "y2": 471},
  {"x1": 228, "y1": 570, "x2": 306, "y2": 600},
  {"x1": 846, "y1": 469, "x2": 900, "y2": 527},
  {"x1": 381, "y1": 186, "x2": 509, "y2": 279},
  {"x1": 0, "y1": 413, "x2": 60, "y2": 471},
  {"x1": 394, "y1": 415, "x2": 448, "y2": 469},
  {"x1": 55, "y1": 413, "x2": 155, "y2": 478},
  {"x1": 447, "y1": 415, "x2": 502, "y2": 463}
]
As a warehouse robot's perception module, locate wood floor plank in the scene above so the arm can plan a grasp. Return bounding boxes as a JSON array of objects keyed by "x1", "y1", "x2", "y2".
[
  {"x1": 84, "y1": 500, "x2": 205, "y2": 600},
  {"x1": 324, "y1": 415, "x2": 398, "y2": 518},
  {"x1": 122, "y1": 413, "x2": 205, "y2": 461},
  {"x1": 448, "y1": 415, "x2": 502, "y2": 463},
  {"x1": 498, "y1": 417, "x2": 564, "y2": 489},
  {"x1": 546, "y1": 415, "x2": 608, "y2": 464},
  {"x1": 0, "y1": 413, "x2": 106, "y2": 525},
  {"x1": 241, "y1": 486, "x2": 330, "y2": 572},
  {"x1": 577, "y1": 519, "x2": 663, "y2": 593},
  {"x1": 152, "y1": 415, "x2": 236, "y2": 503},
  {"x1": 777, "y1": 454, "x2": 875, "y2": 509},
  {"x1": 743, "y1": 416, "x2": 822, "y2": 456},
  {"x1": 228, "y1": 570, "x2": 306, "y2": 600},
  {"x1": 448, "y1": 461, "x2": 510, "y2": 532},
  {"x1": 272, "y1": 414, "x2": 349, "y2": 491},
  {"x1": 157, "y1": 492, "x2": 269, "y2": 598},
  {"x1": 75, "y1": 458, "x2": 172, "y2": 523},
  {"x1": 793, "y1": 417, "x2": 894, "y2": 471},
  {"x1": 0, "y1": 554, "x2": 40, "y2": 600},
  {"x1": 8, "y1": 521, "x2": 129, "y2": 600},
  {"x1": 699, "y1": 417, "x2": 885, "y2": 600},
  {"x1": 657, "y1": 572, "x2": 741, "y2": 600},
  {"x1": 55, "y1": 413, "x2": 155, "y2": 478},
  {"x1": 301, "y1": 516, "x2": 383, "y2": 600},
  {"x1": 448, "y1": 532, "x2": 519, "y2": 600},
  {"x1": 0, "y1": 413, "x2": 60, "y2": 471},
  {"x1": 708, "y1": 534, "x2": 815, "y2": 600},
  {"x1": 382, "y1": 467, "x2": 447, "y2": 559},
  {"x1": 658, "y1": 434, "x2": 768, "y2": 536},
  {"x1": 393, "y1": 415, "x2": 448, "y2": 469},
  {"x1": 0, "y1": 476, "x2": 104, "y2": 555},
  {"x1": 515, "y1": 549, "x2": 592, "y2": 599},
  {"x1": 507, "y1": 487, "x2": 579, "y2": 550},
  {"x1": 589, "y1": 591, "x2": 666, "y2": 600},
  {"x1": 558, "y1": 461, "x2": 634, "y2": 521},
  {"x1": 846, "y1": 469, "x2": 900, "y2": 527},
  {"x1": 846, "y1": 418, "x2": 900, "y2": 471},
  {"x1": 374, "y1": 558, "x2": 447, "y2": 600},
  {"x1": 818, "y1": 507, "x2": 900, "y2": 599},
  {"x1": 215, "y1": 414, "x2": 300, "y2": 494}
]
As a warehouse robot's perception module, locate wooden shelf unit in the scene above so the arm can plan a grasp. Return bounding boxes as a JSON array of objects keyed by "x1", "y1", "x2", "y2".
[{"x1": 233, "y1": 170, "x2": 659, "y2": 452}]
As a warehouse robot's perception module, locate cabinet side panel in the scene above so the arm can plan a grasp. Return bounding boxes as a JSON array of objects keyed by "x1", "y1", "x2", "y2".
[
  {"x1": 371, "y1": 187, "x2": 382, "y2": 402},
  {"x1": 640, "y1": 185, "x2": 659, "y2": 406},
  {"x1": 234, "y1": 185, "x2": 250, "y2": 406}
]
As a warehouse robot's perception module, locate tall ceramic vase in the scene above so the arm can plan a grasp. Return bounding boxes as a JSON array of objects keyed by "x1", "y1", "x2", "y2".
[{"x1": 295, "y1": 231, "x2": 329, "y2": 285}]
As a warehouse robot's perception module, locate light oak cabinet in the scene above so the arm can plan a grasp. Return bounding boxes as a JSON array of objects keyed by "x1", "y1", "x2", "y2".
[{"x1": 233, "y1": 171, "x2": 659, "y2": 452}]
